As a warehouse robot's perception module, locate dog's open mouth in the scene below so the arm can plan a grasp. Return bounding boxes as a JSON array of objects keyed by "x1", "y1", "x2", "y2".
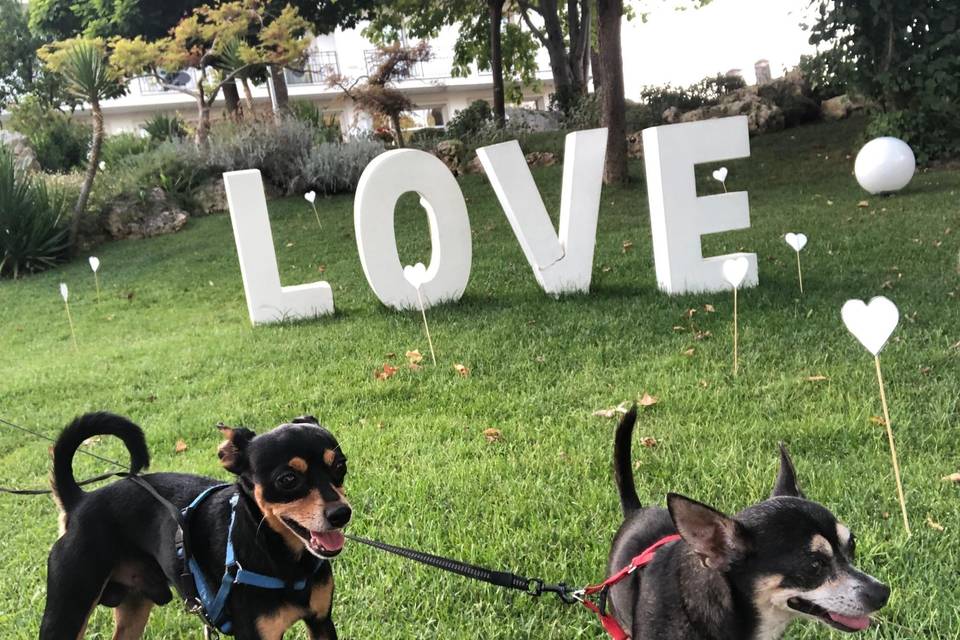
[
  {"x1": 282, "y1": 518, "x2": 345, "y2": 557},
  {"x1": 787, "y1": 597, "x2": 871, "y2": 632}
]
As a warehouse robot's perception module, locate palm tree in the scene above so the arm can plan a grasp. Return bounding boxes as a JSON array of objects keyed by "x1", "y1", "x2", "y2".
[{"x1": 41, "y1": 40, "x2": 121, "y2": 249}]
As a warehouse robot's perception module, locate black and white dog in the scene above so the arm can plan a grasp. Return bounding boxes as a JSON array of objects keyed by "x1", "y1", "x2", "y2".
[{"x1": 606, "y1": 407, "x2": 890, "y2": 639}]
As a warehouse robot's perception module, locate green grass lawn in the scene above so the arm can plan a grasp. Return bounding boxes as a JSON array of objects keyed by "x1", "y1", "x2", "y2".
[{"x1": 1, "y1": 117, "x2": 958, "y2": 639}]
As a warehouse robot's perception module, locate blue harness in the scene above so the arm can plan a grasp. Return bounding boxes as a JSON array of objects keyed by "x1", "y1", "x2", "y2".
[{"x1": 178, "y1": 484, "x2": 323, "y2": 635}]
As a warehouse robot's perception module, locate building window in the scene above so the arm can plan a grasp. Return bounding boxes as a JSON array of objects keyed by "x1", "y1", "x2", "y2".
[
  {"x1": 136, "y1": 69, "x2": 195, "y2": 95},
  {"x1": 285, "y1": 51, "x2": 340, "y2": 86}
]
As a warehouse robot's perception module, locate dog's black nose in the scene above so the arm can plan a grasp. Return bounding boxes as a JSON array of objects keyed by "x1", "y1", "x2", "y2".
[
  {"x1": 325, "y1": 503, "x2": 352, "y2": 528},
  {"x1": 862, "y1": 579, "x2": 890, "y2": 610}
]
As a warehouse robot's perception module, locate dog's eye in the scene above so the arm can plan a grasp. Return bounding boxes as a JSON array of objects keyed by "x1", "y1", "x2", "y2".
[
  {"x1": 810, "y1": 558, "x2": 828, "y2": 575},
  {"x1": 276, "y1": 471, "x2": 301, "y2": 490}
]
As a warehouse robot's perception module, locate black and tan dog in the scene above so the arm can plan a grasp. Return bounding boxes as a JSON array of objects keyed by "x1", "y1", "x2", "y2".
[
  {"x1": 607, "y1": 408, "x2": 890, "y2": 639},
  {"x1": 40, "y1": 412, "x2": 351, "y2": 640}
]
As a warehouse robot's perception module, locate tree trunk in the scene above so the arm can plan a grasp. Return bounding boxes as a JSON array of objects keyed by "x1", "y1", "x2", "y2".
[
  {"x1": 489, "y1": 0, "x2": 506, "y2": 127},
  {"x1": 222, "y1": 81, "x2": 241, "y2": 120},
  {"x1": 389, "y1": 112, "x2": 405, "y2": 148},
  {"x1": 71, "y1": 99, "x2": 103, "y2": 249},
  {"x1": 270, "y1": 65, "x2": 289, "y2": 114},
  {"x1": 196, "y1": 101, "x2": 211, "y2": 147},
  {"x1": 597, "y1": 0, "x2": 627, "y2": 185},
  {"x1": 240, "y1": 77, "x2": 256, "y2": 115},
  {"x1": 590, "y1": 45, "x2": 602, "y2": 92}
]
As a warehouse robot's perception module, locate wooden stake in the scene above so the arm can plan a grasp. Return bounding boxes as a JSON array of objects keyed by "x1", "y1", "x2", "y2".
[
  {"x1": 795, "y1": 251, "x2": 804, "y2": 294},
  {"x1": 733, "y1": 286, "x2": 739, "y2": 376},
  {"x1": 874, "y1": 355, "x2": 910, "y2": 537},
  {"x1": 416, "y1": 288, "x2": 437, "y2": 366},
  {"x1": 310, "y1": 202, "x2": 322, "y2": 230},
  {"x1": 93, "y1": 272, "x2": 101, "y2": 305},
  {"x1": 63, "y1": 300, "x2": 78, "y2": 351}
]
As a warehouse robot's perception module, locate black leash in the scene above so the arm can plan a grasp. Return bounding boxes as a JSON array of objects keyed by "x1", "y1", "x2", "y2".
[
  {"x1": 0, "y1": 415, "x2": 127, "y2": 495},
  {"x1": 345, "y1": 533, "x2": 580, "y2": 604}
]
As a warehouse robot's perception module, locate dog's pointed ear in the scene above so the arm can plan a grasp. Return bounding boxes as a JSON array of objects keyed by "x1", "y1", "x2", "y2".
[
  {"x1": 667, "y1": 493, "x2": 748, "y2": 572},
  {"x1": 217, "y1": 424, "x2": 256, "y2": 474},
  {"x1": 771, "y1": 443, "x2": 805, "y2": 499},
  {"x1": 291, "y1": 415, "x2": 319, "y2": 426}
]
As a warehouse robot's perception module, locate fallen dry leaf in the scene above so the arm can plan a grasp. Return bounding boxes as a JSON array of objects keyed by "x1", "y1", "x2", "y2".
[
  {"x1": 317, "y1": 264, "x2": 326, "y2": 273},
  {"x1": 806, "y1": 374, "x2": 829, "y2": 382},
  {"x1": 601, "y1": 265, "x2": 612, "y2": 273},
  {"x1": 453, "y1": 363, "x2": 470, "y2": 377},
  {"x1": 694, "y1": 330, "x2": 712, "y2": 341},
  {"x1": 483, "y1": 428, "x2": 502, "y2": 443},
  {"x1": 672, "y1": 325, "x2": 686, "y2": 332},
  {"x1": 408, "y1": 363, "x2": 422, "y2": 371},
  {"x1": 622, "y1": 241, "x2": 634, "y2": 253},
  {"x1": 175, "y1": 439, "x2": 188, "y2": 453},
  {"x1": 926, "y1": 516, "x2": 944, "y2": 532},
  {"x1": 869, "y1": 415, "x2": 887, "y2": 426},
  {"x1": 375, "y1": 364, "x2": 399, "y2": 381},
  {"x1": 941, "y1": 472, "x2": 960, "y2": 483},
  {"x1": 857, "y1": 200, "x2": 869, "y2": 208},
  {"x1": 684, "y1": 308, "x2": 697, "y2": 319},
  {"x1": 699, "y1": 379, "x2": 709, "y2": 388},
  {"x1": 639, "y1": 393, "x2": 658, "y2": 407},
  {"x1": 683, "y1": 348, "x2": 696, "y2": 357},
  {"x1": 640, "y1": 436, "x2": 658, "y2": 448},
  {"x1": 920, "y1": 366, "x2": 932, "y2": 375},
  {"x1": 703, "y1": 304, "x2": 716, "y2": 313},
  {"x1": 405, "y1": 350, "x2": 423, "y2": 365}
]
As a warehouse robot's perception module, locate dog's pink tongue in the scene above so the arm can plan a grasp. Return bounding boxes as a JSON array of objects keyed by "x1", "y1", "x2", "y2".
[
  {"x1": 311, "y1": 530, "x2": 345, "y2": 552},
  {"x1": 829, "y1": 613, "x2": 871, "y2": 631}
]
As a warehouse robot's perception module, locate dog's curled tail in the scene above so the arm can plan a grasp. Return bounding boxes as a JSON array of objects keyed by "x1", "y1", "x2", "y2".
[
  {"x1": 614, "y1": 405, "x2": 642, "y2": 516},
  {"x1": 52, "y1": 412, "x2": 149, "y2": 512}
]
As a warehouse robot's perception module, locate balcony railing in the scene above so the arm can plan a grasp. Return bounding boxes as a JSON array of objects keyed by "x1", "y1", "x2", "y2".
[{"x1": 285, "y1": 51, "x2": 340, "y2": 86}]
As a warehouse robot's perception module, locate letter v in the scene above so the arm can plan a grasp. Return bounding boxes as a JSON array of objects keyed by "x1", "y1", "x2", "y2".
[{"x1": 477, "y1": 128, "x2": 607, "y2": 296}]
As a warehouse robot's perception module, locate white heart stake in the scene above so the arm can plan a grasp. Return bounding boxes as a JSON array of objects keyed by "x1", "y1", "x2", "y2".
[
  {"x1": 722, "y1": 257, "x2": 749, "y2": 375},
  {"x1": 841, "y1": 297, "x2": 898, "y2": 356},
  {"x1": 712, "y1": 166, "x2": 728, "y2": 192},
  {"x1": 722, "y1": 256, "x2": 748, "y2": 288},
  {"x1": 89, "y1": 256, "x2": 102, "y2": 304},
  {"x1": 841, "y1": 295, "x2": 910, "y2": 536},
  {"x1": 304, "y1": 191, "x2": 321, "y2": 229},
  {"x1": 403, "y1": 262, "x2": 436, "y2": 365},
  {"x1": 402, "y1": 262, "x2": 428, "y2": 289},
  {"x1": 59, "y1": 282, "x2": 78, "y2": 350},
  {"x1": 784, "y1": 233, "x2": 808, "y2": 293}
]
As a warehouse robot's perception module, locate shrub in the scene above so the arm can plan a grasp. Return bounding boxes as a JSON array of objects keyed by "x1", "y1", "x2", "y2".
[
  {"x1": 798, "y1": 50, "x2": 852, "y2": 102},
  {"x1": 0, "y1": 148, "x2": 71, "y2": 278},
  {"x1": 558, "y1": 93, "x2": 600, "y2": 130},
  {"x1": 407, "y1": 127, "x2": 446, "y2": 149},
  {"x1": 203, "y1": 117, "x2": 315, "y2": 195},
  {"x1": 142, "y1": 113, "x2": 187, "y2": 143},
  {"x1": 296, "y1": 138, "x2": 386, "y2": 195},
  {"x1": 100, "y1": 132, "x2": 152, "y2": 166},
  {"x1": 289, "y1": 101, "x2": 341, "y2": 143},
  {"x1": 6, "y1": 96, "x2": 90, "y2": 173},
  {"x1": 446, "y1": 100, "x2": 493, "y2": 139},
  {"x1": 107, "y1": 141, "x2": 208, "y2": 209}
]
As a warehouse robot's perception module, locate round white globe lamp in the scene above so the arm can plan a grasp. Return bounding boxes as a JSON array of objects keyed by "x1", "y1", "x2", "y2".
[{"x1": 854, "y1": 137, "x2": 915, "y2": 194}]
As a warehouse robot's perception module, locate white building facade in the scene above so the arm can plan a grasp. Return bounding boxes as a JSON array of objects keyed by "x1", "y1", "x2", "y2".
[{"x1": 95, "y1": 25, "x2": 555, "y2": 136}]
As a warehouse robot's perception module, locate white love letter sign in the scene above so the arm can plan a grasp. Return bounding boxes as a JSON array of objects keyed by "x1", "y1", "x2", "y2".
[
  {"x1": 223, "y1": 169, "x2": 334, "y2": 325},
  {"x1": 354, "y1": 149, "x2": 471, "y2": 310},
  {"x1": 477, "y1": 128, "x2": 607, "y2": 295},
  {"x1": 642, "y1": 116, "x2": 757, "y2": 294}
]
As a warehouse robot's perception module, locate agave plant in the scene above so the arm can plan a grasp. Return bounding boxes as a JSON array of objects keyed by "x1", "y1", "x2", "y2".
[{"x1": 0, "y1": 149, "x2": 70, "y2": 279}]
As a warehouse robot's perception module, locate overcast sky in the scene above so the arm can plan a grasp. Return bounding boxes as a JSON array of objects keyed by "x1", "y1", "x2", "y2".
[{"x1": 619, "y1": 0, "x2": 819, "y2": 96}]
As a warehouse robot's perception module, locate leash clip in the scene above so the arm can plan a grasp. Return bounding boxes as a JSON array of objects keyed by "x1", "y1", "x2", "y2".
[{"x1": 527, "y1": 579, "x2": 580, "y2": 605}]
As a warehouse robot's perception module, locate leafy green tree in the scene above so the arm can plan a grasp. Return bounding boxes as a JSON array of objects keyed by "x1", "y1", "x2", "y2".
[
  {"x1": 38, "y1": 38, "x2": 125, "y2": 248},
  {"x1": 808, "y1": 0, "x2": 960, "y2": 161},
  {"x1": 28, "y1": 0, "x2": 203, "y2": 40},
  {"x1": 112, "y1": 2, "x2": 311, "y2": 146},
  {"x1": 366, "y1": 2, "x2": 539, "y2": 127},
  {"x1": 0, "y1": 0, "x2": 41, "y2": 109}
]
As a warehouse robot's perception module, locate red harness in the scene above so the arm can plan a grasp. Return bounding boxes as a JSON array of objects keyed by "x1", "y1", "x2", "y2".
[{"x1": 578, "y1": 534, "x2": 682, "y2": 640}]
